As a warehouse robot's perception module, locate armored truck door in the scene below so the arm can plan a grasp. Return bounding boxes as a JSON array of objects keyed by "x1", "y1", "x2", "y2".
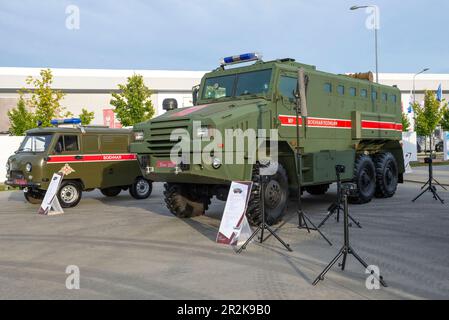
[{"x1": 276, "y1": 73, "x2": 303, "y2": 140}]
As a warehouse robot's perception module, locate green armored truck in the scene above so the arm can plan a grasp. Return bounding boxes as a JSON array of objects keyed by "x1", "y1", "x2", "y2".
[
  {"x1": 131, "y1": 54, "x2": 404, "y2": 225},
  {"x1": 5, "y1": 119, "x2": 153, "y2": 208}
]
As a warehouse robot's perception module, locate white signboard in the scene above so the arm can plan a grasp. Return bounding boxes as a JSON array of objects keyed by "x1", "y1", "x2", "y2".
[
  {"x1": 444, "y1": 131, "x2": 449, "y2": 162},
  {"x1": 38, "y1": 173, "x2": 64, "y2": 216},
  {"x1": 217, "y1": 182, "x2": 253, "y2": 247},
  {"x1": 402, "y1": 132, "x2": 418, "y2": 162}
]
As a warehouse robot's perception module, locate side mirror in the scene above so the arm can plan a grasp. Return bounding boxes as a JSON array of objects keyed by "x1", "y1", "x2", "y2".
[
  {"x1": 163, "y1": 98, "x2": 178, "y2": 111},
  {"x1": 192, "y1": 86, "x2": 200, "y2": 106}
]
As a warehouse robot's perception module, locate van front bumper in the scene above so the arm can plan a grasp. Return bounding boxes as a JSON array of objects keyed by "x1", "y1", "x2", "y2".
[{"x1": 5, "y1": 179, "x2": 41, "y2": 190}]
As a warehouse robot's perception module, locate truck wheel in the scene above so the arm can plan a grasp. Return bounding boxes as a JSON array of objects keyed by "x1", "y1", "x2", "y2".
[
  {"x1": 164, "y1": 184, "x2": 211, "y2": 218},
  {"x1": 101, "y1": 187, "x2": 122, "y2": 197},
  {"x1": 24, "y1": 190, "x2": 45, "y2": 205},
  {"x1": 349, "y1": 155, "x2": 376, "y2": 204},
  {"x1": 58, "y1": 181, "x2": 82, "y2": 208},
  {"x1": 374, "y1": 152, "x2": 398, "y2": 198},
  {"x1": 305, "y1": 184, "x2": 330, "y2": 196},
  {"x1": 129, "y1": 177, "x2": 153, "y2": 200},
  {"x1": 247, "y1": 163, "x2": 289, "y2": 226}
]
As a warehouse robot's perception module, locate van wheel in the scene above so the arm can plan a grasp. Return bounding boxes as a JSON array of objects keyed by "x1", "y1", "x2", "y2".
[
  {"x1": 101, "y1": 187, "x2": 122, "y2": 197},
  {"x1": 305, "y1": 184, "x2": 330, "y2": 196},
  {"x1": 374, "y1": 152, "x2": 399, "y2": 198},
  {"x1": 164, "y1": 184, "x2": 210, "y2": 218},
  {"x1": 349, "y1": 155, "x2": 376, "y2": 204},
  {"x1": 247, "y1": 163, "x2": 289, "y2": 226},
  {"x1": 58, "y1": 181, "x2": 82, "y2": 208},
  {"x1": 24, "y1": 190, "x2": 45, "y2": 205},
  {"x1": 130, "y1": 177, "x2": 153, "y2": 200}
]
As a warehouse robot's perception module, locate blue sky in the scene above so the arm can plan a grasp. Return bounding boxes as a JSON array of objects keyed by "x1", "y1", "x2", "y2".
[{"x1": 0, "y1": 0, "x2": 448, "y2": 73}]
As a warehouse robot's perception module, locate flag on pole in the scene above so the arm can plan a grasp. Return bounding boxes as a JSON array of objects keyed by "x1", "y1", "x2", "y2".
[
  {"x1": 408, "y1": 94, "x2": 414, "y2": 113},
  {"x1": 437, "y1": 84, "x2": 443, "y2": 102}
]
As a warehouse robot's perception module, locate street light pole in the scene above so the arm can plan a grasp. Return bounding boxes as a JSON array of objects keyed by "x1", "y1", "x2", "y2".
[
  {"x1": 413, "y1": 68, "x2": 430, "y2": 103},
  {"x1": 350, "y1": 5, "x2": 379, "y2": 83}
]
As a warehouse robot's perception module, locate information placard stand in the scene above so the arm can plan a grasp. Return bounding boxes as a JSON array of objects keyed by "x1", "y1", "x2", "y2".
[{"x1": 38, "y1": 173, "x2": 64, "y2": 216}]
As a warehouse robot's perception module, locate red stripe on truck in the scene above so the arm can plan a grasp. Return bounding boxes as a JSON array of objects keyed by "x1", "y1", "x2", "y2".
[{"x1": 47, "y1": 154, "x2": 137, "y2": 163}]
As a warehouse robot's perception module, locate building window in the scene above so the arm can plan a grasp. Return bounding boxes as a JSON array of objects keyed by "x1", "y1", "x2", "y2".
[
  {"x1": 390, "y1": 94, "x2": 397, "y2": 103},
  {"x1": 361, "y1": 89, "x2": 368, "y2": 98},
  {"x1": 382, "y1": 93, "x2": 388, "y2": 102},
  {"x1": 349, "y1": 87, "x2": 357, "y2": 97},
  {"x1": 324, "y1": 83, "x2": 332, "y2": 93},
  {"x1": 372, "y1": 90, "x2": 378, "y2": 101},
  {"x1": 337, "y1": 85, "x2": 345, "y2": 95}
]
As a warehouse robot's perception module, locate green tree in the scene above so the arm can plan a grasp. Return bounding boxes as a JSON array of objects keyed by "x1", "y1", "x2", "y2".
[
  {"x1": 413, "y1": 90, "x2": 446, "y2": 152},
  {"x1": 401, "y1": 113, "x2": 411, "y2": 132},
  {"x1": 79, "y1": 108, "x2": 95, "y2": 125},
  {"x1": 7, "y1": 96, "x2": 35, "y2": 135},
  {"x1": 440, "y1": 104, "x2": 449, "y2": 131},
  {"x1": 25, "y1": 69, "x2": 66, "y2": 128},
  {"x1": 110, "y1": 74, "x2": 155, "y2": 127}
]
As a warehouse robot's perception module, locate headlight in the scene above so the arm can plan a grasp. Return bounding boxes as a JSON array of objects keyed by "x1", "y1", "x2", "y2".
[
  {"x1": 196, "y1": 127, "x2": 210, "y2": 138},
  {"x1": 26, "y1": 163, "x2": 32, "y2": 172},
  {"x1": 134, "y1": 131, "x2": 144, "y2": 141},
  {"x1": 212, "y1": 157, "x2": 222, "y2": 169}
]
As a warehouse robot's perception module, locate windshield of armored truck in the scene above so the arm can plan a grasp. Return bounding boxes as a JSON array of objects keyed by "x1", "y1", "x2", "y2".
[
  {"x1": 18, "y1": 134, "x2": 53, "y2": 153},
  {"x1": 202, "y1": 69, "x2": 272, "y2": 100}
]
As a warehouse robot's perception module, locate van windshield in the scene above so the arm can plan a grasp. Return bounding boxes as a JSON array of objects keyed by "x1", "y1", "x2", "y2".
[
  {"x1": 202, "y1": 69, "x2": 272, "y2": 100},
  {"x1": 18, "y1": 134, "x2": 53, "y2": 153}
]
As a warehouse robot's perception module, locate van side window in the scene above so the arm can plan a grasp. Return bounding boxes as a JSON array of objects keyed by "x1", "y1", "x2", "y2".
[
  {"x1": 55, "y1": 135, "x2": 79, "y2": 153},
  {"x1": 337, "y1": 85, "x2": 345, "y2": 95},
  {"x1": 279, "y1": 76, "x2": 297, "y2": 101},
  {"x1": 324, "y1": 83, "x2": 332, "y2": 93}
]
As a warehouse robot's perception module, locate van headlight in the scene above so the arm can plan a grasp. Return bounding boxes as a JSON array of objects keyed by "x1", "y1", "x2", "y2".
[
  {"x1": 26, "y1": 163, "x2": 32, "y2": 172},
  {"x1": 134, "y1": 131, "x2": 145, "y2": 141}
]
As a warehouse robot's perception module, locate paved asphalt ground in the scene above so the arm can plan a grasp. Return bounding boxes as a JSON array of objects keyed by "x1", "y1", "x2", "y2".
[{"x1": 0, "y1": 178, "x2": 448, "y2": 300}]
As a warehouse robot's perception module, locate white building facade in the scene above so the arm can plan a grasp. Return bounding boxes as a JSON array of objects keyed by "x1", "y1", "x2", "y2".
[{"x1": 0, "y1": 68, "x2": 448, "y2": 134}]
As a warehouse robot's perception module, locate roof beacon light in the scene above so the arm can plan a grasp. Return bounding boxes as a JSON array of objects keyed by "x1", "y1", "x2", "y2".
[
  {"x1": 51, "y1": 118, "x2": 82, "y2": 126},
  {"x1": 220, "y1": 52, "x2": 262, "y2": 66}
]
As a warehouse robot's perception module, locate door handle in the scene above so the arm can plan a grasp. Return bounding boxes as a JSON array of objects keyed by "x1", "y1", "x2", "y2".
[{"x1": 75, "y1": 156, "x2": 84, "y2": 160}]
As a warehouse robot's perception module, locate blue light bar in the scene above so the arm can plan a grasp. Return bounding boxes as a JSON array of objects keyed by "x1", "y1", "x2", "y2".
[
  {"x1": 220, "y1": 52, "x2": 262, "y2": 66},
  {"x1": 51, "y1": 118, "x2": 82, "y2": 126}
]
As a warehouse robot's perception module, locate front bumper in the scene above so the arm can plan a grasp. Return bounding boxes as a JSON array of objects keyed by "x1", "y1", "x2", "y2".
[{"x1": 5, "y1": 179, "x2": 41, "y2": 190}]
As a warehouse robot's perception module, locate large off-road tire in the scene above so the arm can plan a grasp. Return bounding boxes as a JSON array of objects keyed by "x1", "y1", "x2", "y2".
[
  {"x1": 163, "y1": 184, "x2": 211, "y2": 218},
  {"x1": 305, "y1": 184, "x2": 330, "y2": 196},
  {"x1": 100, "y1": 187, "x2": 122, "y2": 197},
  {"x1": 374, "y1": 152, "x2": 399, "y2": 198},
  {"x1": 58, "y1": 181, "x2": 83, "y2": 208},
  {"x1": 129, "y1": 177, "x2": 153, "y2": 200},
  {"x1": 349, "y1": 155, "x2": 377, "y2": 204},
  {"x1": 24, "y1": 189, "x2": 45, "y2": 205},
  {"x1": 247, "y1": 163, "x2": 289, "y2": 226}
]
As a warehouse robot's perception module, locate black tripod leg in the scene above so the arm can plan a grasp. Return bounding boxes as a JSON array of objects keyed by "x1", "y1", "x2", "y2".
[
  {"x1": 298, "y1": 210, "x2": 311, "y2": 233},
  {"x1": 420, "y1": 181, "x2": 430, "y2": 190},
  {"x1": 317, "y1": 209, "x2": 336, "y2": 229},
  {"x1": 259, "y1": 225, "x2": 265, "y2": 244},
  {"x1": 237, "y1": 226, "x2": 261, "y2": 254},
  {"x1": 265, "y1": 225, "x2": 292, "y2": 252},
  {"x1": 433, "y1": 179, "x2": 448, "y2": 191},
  {"x1": 340, "y1": 250, "x2": 348, "y2": 271},
  {"x1": 313, "y1": 250, "x2": 344, "y2": 286},
  {"x1": 412, "y1": 187, "x2": 429, "y2": 202},
  {"x1": 349, "y1": 246, "x2": 388, "y2": 288},
  {"x1": 348, "y1": 214, "x2": 362, "y2": 229},
  {"x1": 302, "y1": 213, "x2": 333, "y2": 246},
  {"x1": 431, "y1": 189, "x2": 445, "y2": 204}
]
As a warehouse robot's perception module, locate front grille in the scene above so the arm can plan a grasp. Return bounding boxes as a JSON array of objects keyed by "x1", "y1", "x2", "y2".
[
  {"x1": 147, "y1": 119, "x2": 190, "y2": 156},
  {"x1": 10, "y1": 171, "x2": 24, "y2": 180}
]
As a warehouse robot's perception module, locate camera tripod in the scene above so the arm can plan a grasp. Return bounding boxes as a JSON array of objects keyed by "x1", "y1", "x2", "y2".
[
  {"x1": 237, "y1": 173, "x2": 293, "y2": 254},
  {"x1": 317, "y1": 166, "x2": 362, "y2": 229},
  {"x1": 412, "y1": 157, "x2": 446, "y2": 204},
  {"x1": 313, "y1": 184, "x2": 387, "y2": 287}
]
